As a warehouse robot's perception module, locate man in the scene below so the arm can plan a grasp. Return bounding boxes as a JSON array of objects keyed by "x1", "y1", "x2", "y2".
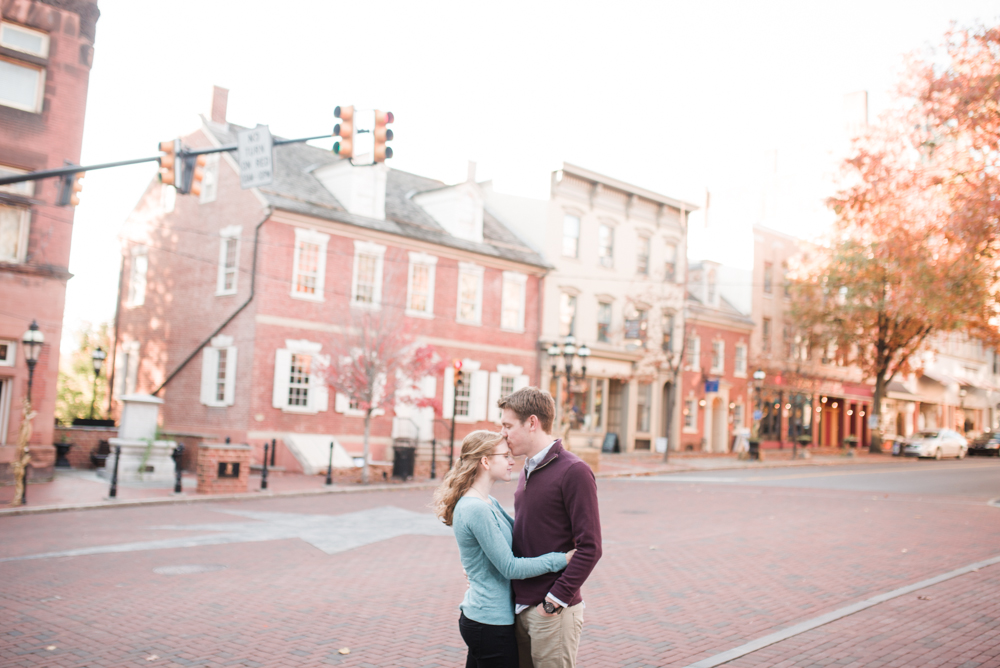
[{"x1": 498, "y1": 387, "x2": 602, "y2": 668}]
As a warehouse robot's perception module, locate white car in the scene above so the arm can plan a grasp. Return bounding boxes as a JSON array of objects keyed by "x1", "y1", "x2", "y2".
[{"x1": 903, "y1": 429, "x2": 968, "y2": 459}]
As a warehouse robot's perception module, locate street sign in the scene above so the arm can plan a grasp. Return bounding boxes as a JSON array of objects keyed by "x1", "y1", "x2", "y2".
[
  {"x1": 237, "y1": 125, "x2": 274, "y2": 189},
  {"x1": 753, "y1": 410, "x2": 763, "y2": 421},
  {"x1": 868, "y1": 415, "x2": 879, "y2": 429},
  {"x1": 704, "y1": 379, "x2": 719, "y2": 393}
]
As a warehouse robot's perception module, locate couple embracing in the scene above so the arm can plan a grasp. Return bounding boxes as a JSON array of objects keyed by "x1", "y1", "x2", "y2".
[{"x1": 433, "y1": 387, "x2": 603, "y2": 668}]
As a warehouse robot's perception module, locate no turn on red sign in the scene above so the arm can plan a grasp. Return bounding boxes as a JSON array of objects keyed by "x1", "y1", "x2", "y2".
[{"x1": 237, "y1": 125, "x2": 274, "y2": 189}]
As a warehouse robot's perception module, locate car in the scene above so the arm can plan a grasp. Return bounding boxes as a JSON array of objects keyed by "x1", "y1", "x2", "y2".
[
  {"x1": 903, "y1": 429, "x2": 968, "y2": 459},
  {"x1": 969, "y1": 431, "x2": 1000, "y2": 457}
]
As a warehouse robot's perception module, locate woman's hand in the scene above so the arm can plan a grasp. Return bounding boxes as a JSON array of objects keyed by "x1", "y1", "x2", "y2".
[{"x1": 565, "y1": 549, "x2": 577, "y2": 564}]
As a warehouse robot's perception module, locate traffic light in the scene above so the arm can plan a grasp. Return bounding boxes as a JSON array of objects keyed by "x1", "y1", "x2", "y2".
[
  {"x1": 373, "y1": 110, "x2": 394, "y2": 162},
  {"x1": 158, "y1": 140, "x2": 179, "y2": 186},
  {"x1": 453, "y1": 359, "x2": 464, "y2": 386},
  {"x1": 333, "y1": 105, "x2": 354, "y2": 159},
  {"x1": 56, "y1": 171, "x2": 84, "y2": 206},
  {"x1": 188, "y1": 154, "x2": 207, "y2": 197}
]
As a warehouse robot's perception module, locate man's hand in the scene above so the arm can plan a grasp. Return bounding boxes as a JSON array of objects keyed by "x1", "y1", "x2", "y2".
[{"x1": 537, "y1": 597, "x2": 562, "y2": 617}]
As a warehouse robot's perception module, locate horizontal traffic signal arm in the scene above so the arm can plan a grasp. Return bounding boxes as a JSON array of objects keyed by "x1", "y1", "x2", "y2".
[{"x1": 0, "y1": 133, "x2": 334, "y2": 189}]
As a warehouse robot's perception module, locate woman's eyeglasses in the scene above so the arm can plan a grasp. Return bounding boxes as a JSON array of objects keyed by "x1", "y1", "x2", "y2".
[{"x1": 489, "y1": 452, "x2": 515, "y2": 462}]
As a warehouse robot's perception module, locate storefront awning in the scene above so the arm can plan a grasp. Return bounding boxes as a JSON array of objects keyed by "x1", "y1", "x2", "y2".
[{"x1": 885, "y1": 381, "x2": 928, "y2": 403}]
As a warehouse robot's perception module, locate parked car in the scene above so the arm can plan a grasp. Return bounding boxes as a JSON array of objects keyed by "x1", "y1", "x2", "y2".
[
  {"x1": 969, "y1": 432, "x2": 1000, "y2": 457},
  {"x1": 903, "y1": 429, "x2": 968, "y2": 459}
]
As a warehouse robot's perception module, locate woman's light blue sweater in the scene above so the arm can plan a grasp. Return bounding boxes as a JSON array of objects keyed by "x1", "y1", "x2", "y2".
[{"x1": 453, "y1": 495, "x2": 566, "y2": 625}]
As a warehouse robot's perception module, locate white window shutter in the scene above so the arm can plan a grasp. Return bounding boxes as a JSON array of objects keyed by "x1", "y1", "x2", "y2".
[
  {"x1": 223, "y1": 347, "x2": 238, "y2": 406},
  {"x1": 335, "y1": 392, "x2": 349, "y2": 413},
  {"x1": 273, "y1": 348, "x2": 292, "y2": 408},
  {"x1": 443, "y1": 367, "x2": 454, "y2": 419},
  {"x1": 312, "y1": 382, "x2": 329, "y2": 412},
  {"x1": 472, "y1": 370, "x2": 489, "y2": 421},
  {"x1": 514, "y1": 374, "x2": 530, "y2": 392},
  {"x1": 488, "y1": 372, "x2": 502, "y2": 423},
  {"x1": 200, "y1": 348, "x2": 218, "y2": 406}
]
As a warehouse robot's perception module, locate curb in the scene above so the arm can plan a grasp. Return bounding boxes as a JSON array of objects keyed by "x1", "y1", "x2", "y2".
[{"x1": 0, "y1": 456, "x2": 900, "y2": 517}]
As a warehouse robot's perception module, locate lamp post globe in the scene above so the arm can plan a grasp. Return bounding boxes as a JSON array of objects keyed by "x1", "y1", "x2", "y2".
[{"x1": 21, "y1": 320, "x2": 44, "y2": 403}]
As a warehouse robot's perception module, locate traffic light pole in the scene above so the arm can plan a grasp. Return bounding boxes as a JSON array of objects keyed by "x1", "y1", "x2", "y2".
[{"x1": 0, "y1": 133, "x2": 333, "y2": 188}]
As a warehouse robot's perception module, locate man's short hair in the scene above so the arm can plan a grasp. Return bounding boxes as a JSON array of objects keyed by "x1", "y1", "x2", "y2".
[{"x1": 497, "y1": 386, "x2": 554, "y2": 433}]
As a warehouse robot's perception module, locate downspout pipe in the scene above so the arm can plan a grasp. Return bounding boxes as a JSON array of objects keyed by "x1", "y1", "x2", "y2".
[
  {"x1": 152, "y1": 207, "x2": 272, "y2": 396},
  {"x1": 107, "y1": 252, "x2": 125, "y2": 416}
]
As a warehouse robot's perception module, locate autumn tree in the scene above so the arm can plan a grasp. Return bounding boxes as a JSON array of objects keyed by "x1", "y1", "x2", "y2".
[
  {"x1": 56, "y1": 322, "x2": 113, "y2": 424},
  {"x1": 322, "y1": 304, "x2": 441, "y2": 483},
  {"x1": 791, "y1": 120, "x2": 1000, "y2": 452}
]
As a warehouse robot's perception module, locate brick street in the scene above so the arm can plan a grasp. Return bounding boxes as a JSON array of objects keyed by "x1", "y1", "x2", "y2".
[{"x1": 2, "y1": 460, "x2": 999, "y2": 668}]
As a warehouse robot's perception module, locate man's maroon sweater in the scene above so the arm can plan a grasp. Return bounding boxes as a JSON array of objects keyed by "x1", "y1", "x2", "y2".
[{"x1": 512, "y1": 439, "x2": 602, "y2": 608}]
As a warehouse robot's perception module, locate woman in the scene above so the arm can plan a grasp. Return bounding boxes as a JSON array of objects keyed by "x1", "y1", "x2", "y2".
[{"x1": 433, "y1": 430, "x2": 575, "y2": 667}]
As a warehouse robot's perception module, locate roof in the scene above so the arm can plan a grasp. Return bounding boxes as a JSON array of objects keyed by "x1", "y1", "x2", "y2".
[
  {"x1": 561, "y1": 162, "x2": 701, "y2": 213},
  {"x1": 686, "y1": 291, "x2": 755, "y2": 327},
  {"x1": 203, "y1": 121, "x2": 550, "y2": 269}
]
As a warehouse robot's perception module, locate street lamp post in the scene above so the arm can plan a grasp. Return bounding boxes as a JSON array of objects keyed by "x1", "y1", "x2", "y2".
[
  {"x1": 89, "y1": 346, "x2": 107, "y2": 420},
  {"x1": 750, "y1": 370, "x2": 766, "y2": 461},
  {"x1": 14, "y1": 321, "x2": 45, "y2": 506},
  {"x1": 547, "y1": 336, "x2": 590, "y2": 433},
  {"x1": 22, "y1": 321, "x2": 44, "y2": 403}
]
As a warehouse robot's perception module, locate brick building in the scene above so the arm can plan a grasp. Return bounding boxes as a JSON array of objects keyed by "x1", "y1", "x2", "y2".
[
  {"x1": 112, "y1": 90, "x2": 547, "y2": 474},
  {"x1": 0, "y1": 0, "x2": 99, "y2": 480},
  {"x1": 680, "y1": 261, "x2": 754, "y2": 452}
]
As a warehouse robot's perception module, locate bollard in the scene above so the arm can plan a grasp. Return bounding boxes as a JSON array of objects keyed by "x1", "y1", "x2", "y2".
[
  {"x1": 109, "y1": 445, "x2": 121, "y2": 498},
  {"x1": 225, "y1": 436, "x2": 231, "y2": 444},
  {"x1": 325, "y1": 441, "x2": 334, "y2": 485},
  {"x1": 172, "y1": 444, "x2": 185, "y2": 493},
  {"x1": 430, "y1": 438, "x2": 437, "y2": 480},
  {"x1": 270, "y1": 438, "x2": 276, "y2": 467},
  {"x1": 261, "y1": 442, "x2": 269, "y2": 491}
]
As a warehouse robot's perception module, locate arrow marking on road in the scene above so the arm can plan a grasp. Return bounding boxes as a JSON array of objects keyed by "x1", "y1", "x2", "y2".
[{"x1": 0, "y1": 506, "x2": 453, "y2": 563}]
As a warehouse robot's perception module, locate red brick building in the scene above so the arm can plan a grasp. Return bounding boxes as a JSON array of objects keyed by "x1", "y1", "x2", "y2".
[
  {"x1": 112, "y1": 91, "x2": 547, "y2": 475},
  {"x1": 679, "y1": 261, "x2": 754, "y2": 452},
  {"x1": 0, "y1": 0, "x2": 99, "y2": 481}
]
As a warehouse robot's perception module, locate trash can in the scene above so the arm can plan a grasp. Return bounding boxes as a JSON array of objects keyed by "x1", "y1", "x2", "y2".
[
  {"x1": 392, "y1": 444, "x2": 416, "y2": 480},
  {"x1": 748, "y1": 439, "x2": 760, "y2": 461}
]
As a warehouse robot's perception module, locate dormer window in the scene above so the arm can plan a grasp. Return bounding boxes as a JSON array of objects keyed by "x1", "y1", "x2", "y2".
[{"x1": 413, "y1": 181, "x2": 485, "y2": 244}]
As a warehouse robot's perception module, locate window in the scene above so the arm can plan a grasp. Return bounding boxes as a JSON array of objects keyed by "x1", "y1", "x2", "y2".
[
  {"x1": 216, "y1": 226, "x2": 240, "y2": 295},
  {"x1": 707, "y1": 269, "x2": 716, "y2": 303},
  {"x1": 406, "y1": 252, "x2": 437, "y2": 317},
  {"x1": 559, "y1": 293, "x2": 577, "y2": 337},
  {"x1": 733, "y1": 403, "x2": 744, "y2": 429},
  {"x1": 445, "y1": 361, "x2": 489, "y2": 422},
  {"x1": 762, "y1": 318, "x2": 771, "y2": 353},
  {"x1": 200, "y1": 336, "x2": 237, "y2": 407},
  {"x1": 782, "y1": 262, "x2": 791, "y2": 298},
  {"x1": 592, "y1": 379, "x2": 604, "y2": 429},
  {"x1": 763, "y1": 262, "x2": 773, "y2": 294},
  {"x1": 686, "y1": 335, "x2": 700, "y2": 369},
  {"x1": 598, "y1": 224, "x2": 614, "y2": 267},
  {"x1": 734, "y1": 343, "x2": 747, "y2": 377},
  {"x1": 636, "y1": 382, "x2": 652, "y2": 432},
  {"x1": 637, "y1": 236, "x2": 650, "y2": 275},
  {"x1": 487, "y1": 364, "x2": 528, "y2": 422},
  {"x1": 661, "y1": 313, "x2": 674, "y2": 352},
  {"x1": 351, "y1": 240, "x2": 386, "y2": 308},
  {"x1": 0, "y1": 340, "x2": 14, "y2": 367},
  {"x1": 0, "y1": 166, "x2": 34, "y2": 197},
  {"x1": 664, "y1": 243, "x2": 677, "y2": 282},
  {"x1": 199, "y1": 153, "x2": 221, "y2": 204},
  {"x1": 565, "y1": 377, "x2": 591, "y2": 430},
  {"x1": 1, "y1": 23, "x2": 49, "y2": 57},
  {"x1": 291, "y1": 228, "x2": 329, "y2": 301},
  {"x1": 456, "y1": 263, "x2": 484, "y2": 325},
  {"x1": 127, "y1": 245, "x2": 148, "y2": 307},
  {"x1": 0, "y1": 205, "x2": 29, "y2": 263},
  {"x1": 787, "y1": 393, "x2": 813, "y2": 441},
  {"x1": 0, "y1": 58, "x2": 45, "y2": 113},
  {"x1": 711, "y1": 340, "x2": 725, "y2": 374},
  {"x1": 758, "y1": 390, "x2": 782, "y2": 440},
  {"x1": 562, "y1": 214, "x2": 580, "y2": 258},
  {"x1": 500, "y1": 375, "x2": 516, "y2": 398},
  {"x1": 272, "y1": 340, "x2": 328, "y2": 414},
  {"x1": 684, "y1": 398, "x2": 697, "y2": 431},
  {"x1": 783, "y1": 325, "x2": 794, "y2": 359},
  {"x1": 500, "y1": 271, "x2": 527, "y2": 331},
  {"x1": 597, "y1": 302, "x2": 612, "y2": 343}
]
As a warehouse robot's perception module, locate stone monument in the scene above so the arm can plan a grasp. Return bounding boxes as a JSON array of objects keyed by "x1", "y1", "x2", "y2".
[{"x1": 103, "y1": 394, "x2": 178, "y2": 483}]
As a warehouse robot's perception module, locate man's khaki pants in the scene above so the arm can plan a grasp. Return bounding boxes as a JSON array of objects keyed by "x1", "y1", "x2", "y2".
[{"x1": 515, "y1": 603, "x2": 584, "y2": 668}]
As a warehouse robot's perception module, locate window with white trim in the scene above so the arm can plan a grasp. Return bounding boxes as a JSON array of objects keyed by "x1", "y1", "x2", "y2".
[
  {"x1": 351, "y1": 240, "x2": 386, "y2": 308},
  {"x1": 217, "y1": 226, "x2": 241, "y2": 295},
  {"x1": 637, "y1": 235, "x2": 650, "y2": 276},
  {"x1": 597, "y1": 301, "x2": 612, "y2": 343},
  {"x1": 0, "y1": 340, "x2": 14, "y2": 367},
  {"x1": 0, "y1": 58, "x2": 45, "y2": 113},
  {"x1": 711, "y1": 340, "x2": 725, "y2": 374},
  {"x1": 0, "y1": 165, "x2": 34, "y2": 197},
  {"x1": 686, "y1": 335, "x2": 700, "y2": 369},
  {"x1": 734, "y1": 343, "x2": 748, "y2": 377},
  {"x1": 559, "y1": 292, "x2": 577, "y2": 337},
  {"x1": 127, "y1": 245, "x2": 148, "y2": 307},
  {"x1": 272, "y1": 339, "x2": 329, "y2": 414},
  {"x1": 1, "y1": 23, "x2": 49, "y2": 57},
  {"x1": 500, "y1": 271, "x2": 527, "y2": 332},
  {"x1": 200, "y1": 336, "x2": 237, "y2": 407},
  {"x1": 444, "y1": 360, "x2": 489, "y2": 423},
  {"x1": 291, "y1": 228, "x2": 329, "y2": 301},
  {"x1": 456, "y1": 263, "x2": 484, "y2": 325},
  {"x1": 683, "y1": 398, "x2": 697, "y2": 431},
  {"x1": 733, "y1": 403, "x2": 745, "y2": 428},
  {"x1": 562, "y1": 214, "x2": 580, "y2": 258},
  {"x1": 0, "y1": 205, "x2": 29, "y2": 263},
  {"x1": 406, "y1": 251, "x2": 437, "y2": 317},
  {"x1": 598, "y1": 224, "x2": 614, "y2": 268},
  {"x1": 664, "y1": 242, "x2": 677, "y2": 282},
  {"x1": 487, "y1": 364, "x2": 530, "y2": 423}
]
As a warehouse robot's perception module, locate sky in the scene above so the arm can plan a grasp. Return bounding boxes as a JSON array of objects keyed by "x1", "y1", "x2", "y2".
[{"x1": 62, "y1": 0, "x2": 1000, "y2": 351}]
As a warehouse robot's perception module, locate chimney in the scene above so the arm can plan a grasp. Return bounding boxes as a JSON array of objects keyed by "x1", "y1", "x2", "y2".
[{"x1": 211, "y1": 86, "x2": 229, "y2": 125}]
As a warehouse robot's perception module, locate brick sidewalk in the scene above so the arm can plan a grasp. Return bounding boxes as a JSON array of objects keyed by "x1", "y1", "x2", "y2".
[{"x1": 1, "y1": 476, "x2": 997, "y2": 667}]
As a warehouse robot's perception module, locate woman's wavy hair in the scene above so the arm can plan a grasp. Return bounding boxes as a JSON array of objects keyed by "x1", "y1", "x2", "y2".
[{"x1": 432, "y1": 430, "x2": 505, "y2": 527}]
